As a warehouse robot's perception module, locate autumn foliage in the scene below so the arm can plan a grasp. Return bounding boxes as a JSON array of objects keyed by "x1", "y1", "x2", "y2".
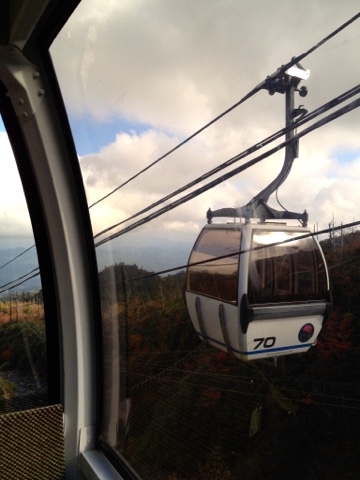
[
  {"x1": 98, "y1": 232, "x2": 360, "y2": 478},
  {"x1": 316, "y1": 308, "x2": 353, "y2": 361}
]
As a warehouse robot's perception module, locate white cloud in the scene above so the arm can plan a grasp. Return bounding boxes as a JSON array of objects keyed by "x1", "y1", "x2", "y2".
[
  {"x1": 51, "y1": 0, "x2": 360, "y2": 128},
  {"x1": 3, "y1": 0, "x2": 360, "y2": 246},
  {"x1": 0, "y1": 132, "x2": 33, "y2": 238}
]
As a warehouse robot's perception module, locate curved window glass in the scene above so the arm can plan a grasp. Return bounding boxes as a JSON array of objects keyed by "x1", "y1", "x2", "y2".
[
  {"x1": 187, "y1": 228, "x2": 241, "y2": 303},
  {"x1": 50, "y1": 1, "x2": 360, "y2": 479},
  {"x1": 248, "y1": 230, "x2": 328, "y2": 304}
]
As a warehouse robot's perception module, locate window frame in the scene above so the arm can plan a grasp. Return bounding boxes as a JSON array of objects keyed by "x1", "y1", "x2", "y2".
[
  {"x1": 0, "y1": 79, "x2": 59, "y2": 406},
  {"x1": 0, "y1": 1, "x2": 122, "y2": 477}
]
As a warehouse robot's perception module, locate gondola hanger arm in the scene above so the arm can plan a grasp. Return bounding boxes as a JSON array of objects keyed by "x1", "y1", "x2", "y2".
[{"x1": 208, "y1": 61, "x2": 310, "y2": 225}]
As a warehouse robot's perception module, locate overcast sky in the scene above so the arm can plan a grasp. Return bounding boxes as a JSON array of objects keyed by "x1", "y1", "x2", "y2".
[{"x1": 1, "y1": 1, "x2": 360, "y2": 254}]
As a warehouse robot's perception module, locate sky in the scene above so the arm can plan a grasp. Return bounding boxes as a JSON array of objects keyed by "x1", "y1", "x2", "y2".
[
  {"x1": 0, "y1": 126, "x2": 34, "y2": 243},
  {"x1": 1, "y1": 0, "x2": 360, "y2": 259}
]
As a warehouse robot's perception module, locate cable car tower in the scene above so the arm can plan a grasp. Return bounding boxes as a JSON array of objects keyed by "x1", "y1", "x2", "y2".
[{"x1": 207, "y1": 61, "x2": 310, "y2": 225}]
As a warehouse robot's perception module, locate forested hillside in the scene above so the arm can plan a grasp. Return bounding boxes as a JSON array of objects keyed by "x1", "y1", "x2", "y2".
[
  {"x1": 96, "y1": 232, "x2": 360, "y2": 479},
  {"x1": 1, "y1": 231, "x2": 359, "y2": 478}
]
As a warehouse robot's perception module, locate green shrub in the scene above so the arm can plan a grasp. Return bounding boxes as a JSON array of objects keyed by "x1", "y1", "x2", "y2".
[
  {"x1": 0, "y1": 377, "x2": 16, "y2": 399},
  {"x1": 0, "y1": 320, "x2": 46, "y2": 379}
]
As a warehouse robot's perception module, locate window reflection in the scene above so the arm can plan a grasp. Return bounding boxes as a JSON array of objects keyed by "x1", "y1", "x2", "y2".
[
  {"x1": 248, "y1": 230, "x2": 328, "y2": 304},
  {"x1": 49, "y1": 1, "x2": 360, "y2": 478},
  {"x1": 187, "y1": 228, "x2": 241, "y2": 303}
]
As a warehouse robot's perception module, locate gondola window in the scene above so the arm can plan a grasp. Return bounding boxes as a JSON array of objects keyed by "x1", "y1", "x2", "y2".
[
  {"x1": 187, "y1": 228, "x2": 241, "y2": 303},
  {"x1": 248, "y1": 230, "x2": 328, "y2": 304}
]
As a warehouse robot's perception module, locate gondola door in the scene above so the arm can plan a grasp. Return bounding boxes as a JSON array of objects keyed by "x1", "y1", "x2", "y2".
[
  {"x1": 186, "y1": 225, "x2": 242, "y2": 356},
  {"x1": 238, "y1": 225, "x2": 330, "y2": 360}
]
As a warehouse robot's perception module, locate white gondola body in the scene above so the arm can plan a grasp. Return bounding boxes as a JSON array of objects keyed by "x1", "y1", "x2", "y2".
[{"x1": 185, "y1": 222, "x2": 331, "y2": 361}]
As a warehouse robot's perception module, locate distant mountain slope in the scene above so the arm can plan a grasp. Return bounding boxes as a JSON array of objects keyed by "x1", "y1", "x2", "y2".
[
  {"x1": 0, "y1": 246, "x2": 41, "y2": 294},
  {"x1": 96, "y1": 242, "x2": 191, "y2": 274},
  {"x1": 0, "y1": 239, "x2": 192, "y2": 296}
]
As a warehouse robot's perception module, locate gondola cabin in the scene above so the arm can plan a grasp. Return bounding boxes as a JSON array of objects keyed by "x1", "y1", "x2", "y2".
[{"x1": 186, "y1": 222, "x2": 331, "y2": 361}]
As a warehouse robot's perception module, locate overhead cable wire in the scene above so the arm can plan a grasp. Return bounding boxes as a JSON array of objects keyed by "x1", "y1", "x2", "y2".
[
  {"x1": 89, "y1": 12, "x2": 360, "y2": 210},
  {"x1": 123, "y1": 360, "x2": 360, "y2": 405},
  {"x1": 0, "y1": 267, "x2": 39, "y2": 289},
  {"x1": 0, "y1": 272, "x2": 41, "y2": 295},
  {"x1": 95, "y1": 96, "x2": 360, "y2": 248},
  {"x1": 98, "y1": 219, "x2": 360, "y2": 289},
  {"x1": 4, "y1": 84, "x2": 358, "y2": 282},
  {"x1": 94, "y1": 84, "x2": 360, "y2": 240},
  {"x1": 0, "y1": 244, "x2": 35, "y2": 271},
  {"x1": 88, "y1": 85, "x2": 261, "y2": 209},
  {"x1": 126, "y1": 321, "x2": 360, "y2": 408},
  {"x1": 119, "y1": 368, "x2": 360, "y2": 411},
  {"x1": 124, "y1": 355, "x2": 360, "y2": 388},
  {"x1": 4, "y1": 15, "x2": 360, "y2": 288},
  {"x1": 0, "y1": 267, "x2": 40, "y2": 294}
]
